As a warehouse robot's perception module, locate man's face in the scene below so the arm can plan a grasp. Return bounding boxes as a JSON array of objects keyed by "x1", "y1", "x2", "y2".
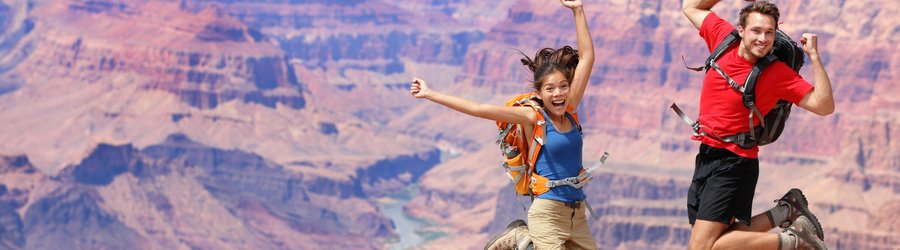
[{"x1": 738, "y1": 12, "x2": 777, "y2": 59}]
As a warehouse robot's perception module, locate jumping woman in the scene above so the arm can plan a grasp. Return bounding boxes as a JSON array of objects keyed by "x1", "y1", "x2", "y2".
[{"x1": 409, "y1": 0, "x2": 598, "y2": 248}]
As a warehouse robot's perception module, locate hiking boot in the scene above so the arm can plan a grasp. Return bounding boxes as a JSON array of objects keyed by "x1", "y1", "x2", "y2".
[
  {"x1": 775, "y1": 188, "x2": 824, "y2": 240},
  {"x1": 484, "y1": 219, "x2": 531, "y2": 250},
  {"x1": 783, "y1": 215, "x2": 828, "y2": 250}
]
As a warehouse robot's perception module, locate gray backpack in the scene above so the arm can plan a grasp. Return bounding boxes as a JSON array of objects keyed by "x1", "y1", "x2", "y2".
[{"x1": 672, "y1": 29, "x2": 805, "y2": 148}]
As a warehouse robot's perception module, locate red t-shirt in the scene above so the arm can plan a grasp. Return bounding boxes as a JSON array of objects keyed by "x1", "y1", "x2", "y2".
[{"x1": 694, "y1": 13, "x2": 813, "y2": 158}]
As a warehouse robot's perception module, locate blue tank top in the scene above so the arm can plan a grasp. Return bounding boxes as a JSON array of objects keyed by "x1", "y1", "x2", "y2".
[{"x1": 534, "y1": 113, "x2": 585, "y2": 202}]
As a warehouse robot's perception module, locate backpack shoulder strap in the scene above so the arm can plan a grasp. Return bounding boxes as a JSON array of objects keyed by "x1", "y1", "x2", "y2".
[
  {"x1": 740, "y1": 54, "x2": 779, "y2": 136},
  {"x1": 705, "y1": 30, "x2": 741, "y2": 71},
  {"x1": 707, "y1": 30, "x2": 750, "y2": 92},
  {"x1": 527, "y1": 106, "x2": 584, "y2": 168},
  {"x1": 741, "y1": 54, "x2": 778, "y2": 108},
  {"x1": 683, "y1": 30, "x2": 741, "y2": 72},
  {"x1": 565, "y1": 105, "x2": 583, "y2": 134},
  {"x1": 526, "y1": 108, "x2": 549, "y2": 167}
]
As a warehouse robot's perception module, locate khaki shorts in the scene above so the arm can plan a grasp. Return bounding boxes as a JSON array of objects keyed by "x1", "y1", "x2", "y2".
[{"x1": 527, "y1": 198, "x2": 597, "y2": 250}]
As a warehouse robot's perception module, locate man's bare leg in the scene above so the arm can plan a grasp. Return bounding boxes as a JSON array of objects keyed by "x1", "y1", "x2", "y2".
[
  {"x1": 689, "y1": 219, "x2": 729, "y2": 250},
  {"x1": 713, "y1": 228, "x2": 779, "y2": 250},
  {"x1": 690, "y1": 218, "x2": 779, "y2": 250},
  {"x1": 728, "y1": 212, "x2": 776, "y2": 232}
]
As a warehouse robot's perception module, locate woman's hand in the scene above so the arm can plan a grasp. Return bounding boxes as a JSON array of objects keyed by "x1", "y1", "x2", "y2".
[
  {"x1": 560, "y1": 0, "x2": 583, "y2": 10},
  {"x1": 410, "y1": 77, "x2": 431, "y2": 99}
]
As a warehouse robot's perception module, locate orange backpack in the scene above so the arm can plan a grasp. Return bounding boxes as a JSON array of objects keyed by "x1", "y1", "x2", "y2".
[{"x1": 496, "y1": 93, "x2": 582, "y2": 196}]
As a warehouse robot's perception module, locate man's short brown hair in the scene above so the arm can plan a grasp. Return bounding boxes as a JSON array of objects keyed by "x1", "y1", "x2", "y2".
[{"x1": 739, "y1": 1, "x2": 780, "y2": 29}]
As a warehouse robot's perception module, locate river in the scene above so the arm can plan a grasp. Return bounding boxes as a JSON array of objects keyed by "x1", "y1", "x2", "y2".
[{"x1": 380, "y1": 185, "x2": 432, "y2": 250}]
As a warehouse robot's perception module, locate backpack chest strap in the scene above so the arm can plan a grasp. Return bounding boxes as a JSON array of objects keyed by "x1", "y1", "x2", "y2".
[
  {"x1": 710, "y1": 61, "x2": 746, "y2": 92},
  {"x1": 534, "y1": 152, "x2": 609, "y2": 190}
]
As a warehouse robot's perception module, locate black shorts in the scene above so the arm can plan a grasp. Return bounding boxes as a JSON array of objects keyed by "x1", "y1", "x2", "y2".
[{"x1": 687, "y1": 144, "x2": 759, "y2": 226}]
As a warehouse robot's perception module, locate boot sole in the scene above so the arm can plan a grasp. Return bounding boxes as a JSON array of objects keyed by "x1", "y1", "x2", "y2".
[
  {"x1": 788, "y1": 188, "x2": 824, "y2": 240},
  {"x1": 483, "y1": 219, "x2": 527, "y2": 250},
  {"x1": 785, "y1": 227, "x2": 829, "y2": 250}
]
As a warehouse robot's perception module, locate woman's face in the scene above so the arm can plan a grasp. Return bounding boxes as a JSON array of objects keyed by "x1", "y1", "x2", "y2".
[{"x1": 536, "y1": 71, "x2": 570, "y2": 117}]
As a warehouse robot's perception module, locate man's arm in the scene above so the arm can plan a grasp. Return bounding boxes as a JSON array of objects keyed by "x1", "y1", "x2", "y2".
[
  {"x1": 682, "y1": 0, "x2": 721, "y2": 30},
  {"x1": 796, "y1": 33, "x2": 835, "y2": 116}
]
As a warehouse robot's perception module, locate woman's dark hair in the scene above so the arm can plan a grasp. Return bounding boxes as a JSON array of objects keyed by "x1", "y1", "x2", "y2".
[{"x1": 519, "y1": 46, "x2": 580, "y2": 90}]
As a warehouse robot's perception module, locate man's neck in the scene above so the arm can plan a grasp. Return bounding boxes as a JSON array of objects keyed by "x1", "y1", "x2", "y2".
[{"x1": 737, "y1": 43, "x2": 760, "y2": 64}]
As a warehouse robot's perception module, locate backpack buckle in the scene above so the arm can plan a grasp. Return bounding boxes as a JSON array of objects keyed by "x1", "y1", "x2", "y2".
[{"x1": 723, "y1": 132, "x2": 758, "y2": 149}]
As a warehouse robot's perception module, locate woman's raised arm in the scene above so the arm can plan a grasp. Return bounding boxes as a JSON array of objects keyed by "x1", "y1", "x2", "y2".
[
  {"x1": 561, "y1": 0, "x2": 595, "y2": 109},
  {"x1": 410, "y1": 78, "x2": 536, "y2": 125}
]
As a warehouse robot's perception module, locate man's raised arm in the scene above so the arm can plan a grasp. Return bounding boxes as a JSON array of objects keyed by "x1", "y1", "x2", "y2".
[{"x1": 683, "y1": 0, "x2": 721, "y2": 29}]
